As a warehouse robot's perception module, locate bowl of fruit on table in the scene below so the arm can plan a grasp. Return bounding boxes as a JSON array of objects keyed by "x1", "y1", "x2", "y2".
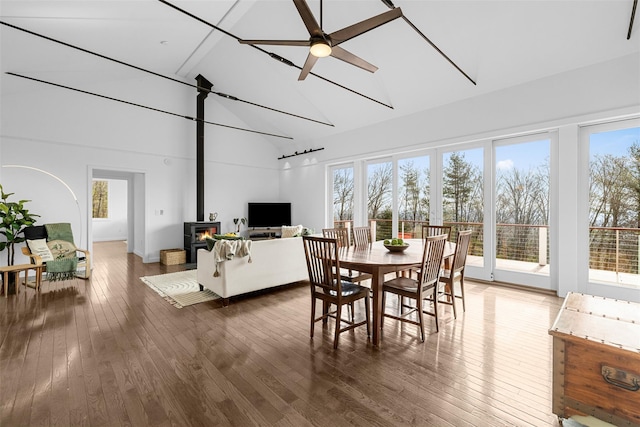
[{"x1": 383, "y1": 238, "x2": 409, "y2": 252}]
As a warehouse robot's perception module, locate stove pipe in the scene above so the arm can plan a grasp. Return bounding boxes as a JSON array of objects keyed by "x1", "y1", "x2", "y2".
[{"x1": 195, "y1": 74, "x2": 213, "y2": 222}]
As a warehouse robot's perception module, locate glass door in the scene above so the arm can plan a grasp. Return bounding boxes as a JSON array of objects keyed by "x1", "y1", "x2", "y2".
[
  {"x1": 581, "y1": 119, "x2": 640, "y2": 299},
  {"x1": 330, "y1": 164, "x2": 355, "y2": 231},
  {"x1": 493, "y1": 134, "x2": 553, "y2": 288},
  {"x1": 442, "y1": 147, "x2": 485, "y2": 268},
  {"x1": 397, "y1": 154, "x2": 430, "y2": 240},
  {"x1": 366, "y1": 159, "x2": 393, "y2": 241}
]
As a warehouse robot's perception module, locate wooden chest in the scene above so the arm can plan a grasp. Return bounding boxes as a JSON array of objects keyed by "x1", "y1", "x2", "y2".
[{"x1": 549, "y1": 292, "x2": 640, "y2": 426}]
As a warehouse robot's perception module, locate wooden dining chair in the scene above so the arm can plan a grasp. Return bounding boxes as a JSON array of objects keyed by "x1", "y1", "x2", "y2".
[
  {"x1": 400, "y1": 224, "x2": 451, "y2": 279},
  {"x1": 322, "y1": 227, "x2": 350, "y2": 247},
  {"x1": 352, "y1": 226, "x2": 372, "y2": 248},
  {"x1": 302, "y1": 236, "x2": 370, "y2": 349},
  {"x1": 422, "y1": 224, "x2": 452, "y2": 241},
  {"x1": 323, "y1": 227, "x2": 372, "y2": 284},
  {"x1": 381, "y1": 234, "x2": 448, "y2": 340},
  {"x1": 438, "y1": 230, "x2": 472, "y2": 317}
]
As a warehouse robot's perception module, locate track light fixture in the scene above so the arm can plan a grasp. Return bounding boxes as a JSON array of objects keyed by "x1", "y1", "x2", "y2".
[{"x1": 278, "y1": 147, "x2": 324, "y2": 160}]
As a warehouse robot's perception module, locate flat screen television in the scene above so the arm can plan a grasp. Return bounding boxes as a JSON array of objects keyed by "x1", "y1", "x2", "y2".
[{"x1": 248, "y1": 202, "x2": 292, "y2": 228}]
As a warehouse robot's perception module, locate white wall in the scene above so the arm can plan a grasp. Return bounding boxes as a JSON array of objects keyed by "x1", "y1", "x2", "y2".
[
  {"x1": 92, "y1": 178, "x2": 127, "y2": 242},
  {"x1": 1, "y1": 74, "x2": 282, "y2": 264}
]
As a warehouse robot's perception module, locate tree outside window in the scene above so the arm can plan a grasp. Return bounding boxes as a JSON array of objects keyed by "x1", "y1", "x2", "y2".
[
  {"x1": 92, "y1": 180, "x2": 109, "y2": 219},
  {"x1": 589, "y1": 126, "x2": 640, "y2": 281},
  {"x1": 333, "y1": 167, "x2": 354, "y2": 224},
  {"x1": 367, "y1": 161, "x2": 393, "y2": 240},
  {"x1": 397, "y1": 156, "x2": 430, "y2": 238},
  {"x1": 443, "y1": 149, "x2": 484, "y2": 257}
]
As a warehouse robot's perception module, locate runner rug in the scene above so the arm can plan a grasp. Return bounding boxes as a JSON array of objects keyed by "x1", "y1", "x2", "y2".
[{"x1": 140, "y1": 270, "x2": 219, "y2": 308}]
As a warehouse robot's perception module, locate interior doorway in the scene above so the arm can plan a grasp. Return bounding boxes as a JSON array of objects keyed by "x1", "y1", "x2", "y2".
[{"x1": 89, "y1": 168, "x2": 145, "y2": 260}]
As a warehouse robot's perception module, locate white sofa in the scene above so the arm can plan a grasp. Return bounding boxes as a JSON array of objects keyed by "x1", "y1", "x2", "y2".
[{"x1": 196, "y1": 237, "x2": 308, "y2": 305}]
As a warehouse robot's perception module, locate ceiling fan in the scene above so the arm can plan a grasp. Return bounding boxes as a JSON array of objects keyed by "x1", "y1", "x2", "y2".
[{"x1": 239, "y1": 0, "x2": 402, "y2": 80}]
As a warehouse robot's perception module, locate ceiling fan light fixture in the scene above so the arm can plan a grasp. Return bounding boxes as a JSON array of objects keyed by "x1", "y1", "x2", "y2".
[{"x1": 310, "y1": 40, "x2": 331, "y2": 58}]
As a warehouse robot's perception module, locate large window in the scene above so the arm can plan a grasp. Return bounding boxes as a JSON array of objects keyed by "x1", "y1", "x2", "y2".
[
  {"x1": 332, "y1": 166, "x2": 354, "y2": 229},
  {"x1": 442, "y1": 148, "x2": 484, "y2": 261},
  {"x1": 495, "y1": 138, "x2": 550, "y2": 276},
  {"x1": 397, "y1": 155, "x2": 430, "y2": 239},
  {"x1": 367, "y1": 160, "x2": 393, "y2": 240},
  {"x1": 588, "y1": 124, "x2": 640, "y2": 286}
]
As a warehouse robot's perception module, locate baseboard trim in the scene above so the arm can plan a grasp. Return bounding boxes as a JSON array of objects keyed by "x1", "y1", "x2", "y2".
[{"x1": 467, "y1": 278, "x2": 558, "y2": 296}]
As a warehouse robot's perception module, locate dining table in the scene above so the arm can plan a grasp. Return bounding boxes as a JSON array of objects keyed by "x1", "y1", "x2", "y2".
[{"x1": 339, "y1": 238, "x2": 456, "y2": 347}]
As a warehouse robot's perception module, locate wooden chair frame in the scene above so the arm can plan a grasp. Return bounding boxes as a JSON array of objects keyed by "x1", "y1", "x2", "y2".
[
  {"x1": 438, "y1": 230, "x2": 473, "y2": 316},
  {"x1": 352, "y1": 226, "x2": 372, "y2": 249},
  {"x1": 382, "y1": 234, "x2": 447, "y2": 340},
  {"x1": 422, "y1": 225, "x2": 452, "y2": 241},
  {"x1": 303, "y1": 235, "x2": 370, "y2": 349},
  {"x1": 322, "y1": 227, "x2": 372, "y2": 284}
]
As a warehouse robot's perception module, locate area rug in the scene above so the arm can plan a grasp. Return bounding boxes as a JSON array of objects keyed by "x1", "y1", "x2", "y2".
[{"x1": 140, "y1": 270, "x2": 219, "y2": 308}]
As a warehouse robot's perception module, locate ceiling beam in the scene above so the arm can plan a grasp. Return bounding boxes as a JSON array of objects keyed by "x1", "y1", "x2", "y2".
[
  {"x1": 628, "y1": 0, "x2": 638, "y2": 40},
  {"x1": 158, "y1": 0, "x2": 394, "y2": 110},
  {"x1": 6, "y1": 72, "x2": 293, "y2": 140},
  {"x1": 379, "y1": 0, "x2": 476, "y2": 86},
  {"x1": 0, "y1": 21, "x2": 333, "y2": 127}
]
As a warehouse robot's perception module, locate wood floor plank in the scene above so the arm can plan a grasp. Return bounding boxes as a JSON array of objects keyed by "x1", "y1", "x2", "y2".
[{"x1": 0, "y1": 241, "x2": 566, "y2": 426}]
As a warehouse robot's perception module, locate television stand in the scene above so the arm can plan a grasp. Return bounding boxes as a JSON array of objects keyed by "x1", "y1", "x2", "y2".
[{"x1": 248, "y1": 228, "x2": 281, "y2": 240}]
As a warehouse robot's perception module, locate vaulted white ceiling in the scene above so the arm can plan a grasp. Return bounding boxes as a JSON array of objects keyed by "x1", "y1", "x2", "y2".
[{"x1": 1, "y1": 0, "x2": 639, "y2": 150}]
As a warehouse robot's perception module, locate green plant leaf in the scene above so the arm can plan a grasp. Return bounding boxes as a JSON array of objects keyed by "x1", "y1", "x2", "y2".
[{"x1": 0, "y1": 187, "x2": 39, "y2": 265}]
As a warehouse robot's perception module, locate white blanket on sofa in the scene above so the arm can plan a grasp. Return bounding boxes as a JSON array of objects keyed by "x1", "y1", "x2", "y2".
[{"x1": 212, "y1": 239, "x2": 252, "y2": 277}]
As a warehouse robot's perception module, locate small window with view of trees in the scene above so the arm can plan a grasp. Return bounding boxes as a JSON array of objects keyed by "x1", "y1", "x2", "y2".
[
  {"x1": 333, "y1": 166, "x2": 354, "y2": 227},
  {"x1": 92, "y1": 180, "x2": 109, "y2": 219}
]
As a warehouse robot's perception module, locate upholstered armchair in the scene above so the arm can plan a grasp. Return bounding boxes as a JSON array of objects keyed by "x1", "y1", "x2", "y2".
[{"x1": 21, "y1": 223, "x2": 91, "y2": 281}]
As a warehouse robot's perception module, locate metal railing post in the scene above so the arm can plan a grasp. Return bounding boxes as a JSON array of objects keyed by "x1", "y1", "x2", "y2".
[
  {"x1": 616, "y1": 229, "x2": 620, "y2": 281},
  {"x1": 539, "y1": 226, "x2": 547, "y2": 266}
]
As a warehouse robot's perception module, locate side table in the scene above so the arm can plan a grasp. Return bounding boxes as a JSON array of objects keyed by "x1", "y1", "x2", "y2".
[{"x1": 0, "y1": 263, "x2": 44, "y2": 297}]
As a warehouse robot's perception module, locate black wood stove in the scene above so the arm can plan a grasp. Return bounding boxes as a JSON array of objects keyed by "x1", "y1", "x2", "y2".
[{"x1": 184, "y1": 221, "x2": 220, "y2": 264}]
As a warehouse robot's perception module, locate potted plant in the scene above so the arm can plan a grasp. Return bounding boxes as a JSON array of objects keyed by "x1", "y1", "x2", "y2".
[{"x1": 0, "y1": 184, "x2": 40, "y2": 266}]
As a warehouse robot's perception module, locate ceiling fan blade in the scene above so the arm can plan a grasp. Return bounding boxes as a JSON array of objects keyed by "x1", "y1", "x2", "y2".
[
  {"x1": 330, "y1": 46, "x2": 378, "y2": 73},
  {"x1": 293, "y1": 0, "x2": 323, "y2": 37},
  {"x1": 239, "y1": 39, "x2": 309, "y2": 46},
  {"x1": 330, "y1": 7, "x2": 402, "y2": 45},
  {"x1": 298, "y1": 53, "x2": 319, "y2": 81}
]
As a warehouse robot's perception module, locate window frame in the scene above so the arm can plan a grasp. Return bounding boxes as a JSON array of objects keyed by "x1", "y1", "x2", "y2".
[
  {"x1": 578, "y1": 117, "x2": 640, "y2": 295},
  {"x1": 92, "y1": 179, "x2": 109, "y2": 220}
]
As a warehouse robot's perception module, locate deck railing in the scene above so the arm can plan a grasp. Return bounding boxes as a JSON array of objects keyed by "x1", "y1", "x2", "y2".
[{"x1": 333, "y1": 220, "x2": 640, "y2": 276}]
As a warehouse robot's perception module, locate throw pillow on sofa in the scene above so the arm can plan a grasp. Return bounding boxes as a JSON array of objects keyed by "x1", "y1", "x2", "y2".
[
  {"x1": 281, "y1": 225, "x2": 303, "y2": 238},
  {"x1": 26, "y1": 238, "x2": 55, "y2": 262}
]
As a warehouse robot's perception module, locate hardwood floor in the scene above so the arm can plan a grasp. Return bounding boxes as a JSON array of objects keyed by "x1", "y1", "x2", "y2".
[{"x1": 1, "y1": 241, "x2": 564, "y2": 426}]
